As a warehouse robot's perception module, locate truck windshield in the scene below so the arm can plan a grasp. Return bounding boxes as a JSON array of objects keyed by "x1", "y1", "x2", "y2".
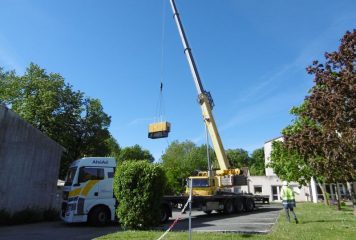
[
  {"x1": 64, "y1": 167, "x2": 77, "y2": 186},
  {"x1": 191, "y1": 178, "x2": 209, "y2": 187}
]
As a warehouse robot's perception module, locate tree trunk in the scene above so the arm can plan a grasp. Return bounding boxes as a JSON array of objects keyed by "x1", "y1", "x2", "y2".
[
  {"x1": 347, "y1": 182, "x2": 355, "y2": 208},
  {"x1": 317, "y1": 182, "x2": 329, "y2": 206},
  {"x1": 335, "y1": 183, "x2": 341, "y2": 210}
]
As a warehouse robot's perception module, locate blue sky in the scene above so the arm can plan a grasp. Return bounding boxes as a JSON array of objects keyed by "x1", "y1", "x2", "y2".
[{"x1": 1, "y1": 0, "x2": 355, "y2": 161}]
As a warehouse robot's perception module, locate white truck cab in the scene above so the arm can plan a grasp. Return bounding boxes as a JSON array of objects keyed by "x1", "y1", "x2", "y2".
[{"x1": 61, "y1": 157, "x2": 116, "y2": 226}]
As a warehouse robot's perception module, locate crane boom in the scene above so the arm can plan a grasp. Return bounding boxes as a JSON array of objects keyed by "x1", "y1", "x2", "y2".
[{"x1": 169, "y1": 0, "x2": 230, "y2": 170}]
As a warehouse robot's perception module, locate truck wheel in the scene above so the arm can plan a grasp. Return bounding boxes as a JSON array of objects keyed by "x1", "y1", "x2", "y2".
[
  {"x1": 234, "y1": 199, "x2": 244, "y2": 213},
  {"x1": 88, "y1": 206, "x2": 110, "y2": 226},
  {"x1": 245, "y1": 198, "x2": 254, "y2": 212},
  {"x1": 160, "y1": 205, "x2": 170, "y2": 223},
  {"x1": 223, "y1": 200, "x2": 234, "y2": 214}
]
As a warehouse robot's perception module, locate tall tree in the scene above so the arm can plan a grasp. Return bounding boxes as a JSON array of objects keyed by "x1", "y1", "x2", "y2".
[
  {"x1": 0, "y1": 63, "x2": 119, "y2": 178},
  {"x1": 226, "y1": 148, "x2": 250, "y2": 168},
  {"x1": 79, "y1": 98, "x2": 112, "y2": 157},
  {"x1": 118, "y1": 144, "x2": 154, "y2": 163},
  {"x1": 105, "y1": 136, "x2": 121, "y2": 160},
  {"x1": 269, "y1": 141, "x2": 313, "y2": 186},
  {"x1": 161, "y1": 140, "x2": 214, "y2": 194},
  {"x1": 283, "y1": 30, "x2": 356, "y2": 210},
  {"x1": 269, "y1": 140, "x2": 330, "y2": 205},
  {"x1": 250, "y1": 148, "x2": 265, "y2": 176}
]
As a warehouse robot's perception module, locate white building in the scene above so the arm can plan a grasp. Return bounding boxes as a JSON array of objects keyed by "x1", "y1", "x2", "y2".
[
  {"x1": 241, "y1": 136, "x2": 312, "y2": 202},
  {"x1": 242, "y1": 136, "x2": 354, "y2": 203}
]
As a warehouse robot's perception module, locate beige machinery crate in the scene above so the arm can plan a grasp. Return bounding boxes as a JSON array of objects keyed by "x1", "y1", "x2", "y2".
[{"x1": 148, "y1": 121, "x2": 171, "y2": 139}]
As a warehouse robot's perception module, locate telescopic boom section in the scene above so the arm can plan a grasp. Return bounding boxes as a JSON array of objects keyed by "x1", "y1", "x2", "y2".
[{"x1": 169, "y1": 0, "x2": 230, "y2": 170}]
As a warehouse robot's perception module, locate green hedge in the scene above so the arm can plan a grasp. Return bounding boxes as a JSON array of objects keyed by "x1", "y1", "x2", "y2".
[{"x1": 113, "y1": 160, "x2": 167, "y2": 229}]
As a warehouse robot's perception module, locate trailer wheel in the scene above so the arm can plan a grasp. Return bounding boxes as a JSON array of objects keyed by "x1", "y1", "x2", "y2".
[
  {"x1": 234, "y1": 199, "x2": 244, "y2": 213},
  {"x1": 245, "y1": 198, "x2": 254, "y2": 212},
  {"x1": 160, "y1": 205, "x2": 170, "y2": 223},
  {"x1": 223, "y1": 200, "x2": 234, "y2": 214},
  {"x1": 88, "y1": 206, "x2": 110, "y2": 226}
]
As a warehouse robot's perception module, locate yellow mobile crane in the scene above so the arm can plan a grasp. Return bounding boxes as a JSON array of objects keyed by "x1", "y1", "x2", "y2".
[
  {"x1": 170, "y1": 0, "x2": 244, "y2": 196},
  {"x1": 161, "y1": 1, "x2": 261, "y2": 216}
]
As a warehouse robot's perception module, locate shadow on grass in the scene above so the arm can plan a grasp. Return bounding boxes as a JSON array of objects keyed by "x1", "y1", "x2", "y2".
[
  {"x1": 301, "y1": 219, "x2": 346, "y2": 224},
  {"x1": 240, "y1": 234, "x2": 254, "y2": 238},
  {"x1": 340, "y1": 207, "x2": 354, "y2": 212}
]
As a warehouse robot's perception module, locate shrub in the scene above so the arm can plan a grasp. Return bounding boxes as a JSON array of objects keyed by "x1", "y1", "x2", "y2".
[
  {"x1": 113, "y1": 160, "x2": 167, "y2": 229},
  {"x1": 0, "y1": 209, "x2": 11, "y2": 225}
]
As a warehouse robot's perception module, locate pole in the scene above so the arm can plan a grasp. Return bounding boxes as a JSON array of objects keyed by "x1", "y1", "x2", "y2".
[{"x1": 189, "y1": 178, "x2": 192, "y2": 240}]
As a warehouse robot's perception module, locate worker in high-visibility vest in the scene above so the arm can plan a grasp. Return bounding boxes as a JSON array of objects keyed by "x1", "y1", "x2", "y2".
[{"x1": 281, "y1": 181, "x2": 299, "y2": 224}]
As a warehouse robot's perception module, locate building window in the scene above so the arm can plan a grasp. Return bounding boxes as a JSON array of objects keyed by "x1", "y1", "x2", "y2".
[
  {"x1": 254, "y1": 186, "x2": 262, "y2": 194},
  {"x1": 272, "y1": 185, "x2": 282, "y2": 201}
]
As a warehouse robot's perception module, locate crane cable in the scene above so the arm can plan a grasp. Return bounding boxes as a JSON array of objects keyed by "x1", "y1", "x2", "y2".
[{"x1": 155, "y1": 0, "x2": 168, "y2": 123}]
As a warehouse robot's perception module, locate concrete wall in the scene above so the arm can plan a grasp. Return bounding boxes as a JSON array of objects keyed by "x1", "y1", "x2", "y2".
[{"x1": 0, "y1": 105, "x2": 63, "y2": 214}]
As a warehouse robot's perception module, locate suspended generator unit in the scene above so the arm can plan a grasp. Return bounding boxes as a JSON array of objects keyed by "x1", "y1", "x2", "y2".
[{"x1": 148, "y1": 121, "x2": 171, "y2": 139}]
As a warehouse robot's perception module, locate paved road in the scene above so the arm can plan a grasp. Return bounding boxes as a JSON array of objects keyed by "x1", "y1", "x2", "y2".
[
  {"x1": 0, "y1": 204, "x2": 281, "y2": 240},
  {"x1": 160, "y1": 204, "x2": 282, "y2": 234},
  {"x1": 0, "y1": 222, "x2": 120, "y2": 240}
]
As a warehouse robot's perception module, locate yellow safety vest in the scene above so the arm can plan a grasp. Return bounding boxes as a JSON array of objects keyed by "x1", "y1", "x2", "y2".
[{"x1": 281, "y1": 187, "x2": 295, "y2": 201}]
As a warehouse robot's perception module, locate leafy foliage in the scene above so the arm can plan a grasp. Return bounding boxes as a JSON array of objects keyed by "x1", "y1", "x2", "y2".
[
  {"x1": 161, "y1": 141, "x2": 267, "y2": 192},
  {"x1": 113, "y1": 161, "x2": 166, "y2": 229},
  {"x1": 249, "y1": 148, "x2": 265, "y2": 176},
  {"x1": 105, "y1": 136, "x2": 121, "y2": 160},
  {"x1": 226, "y1": 148, "x2": 250, "y2": 168},
  {"x1": 118, "y1": 144, "x2": 154, "y2": 163},
  {"x1": 0, "y1": 63, "x2": 120, "y2": 178},
  {"x1": 277, "y1": 30, "x2": 356, "y2": 210},
  {"x1": 283, "y1": 30, "x2": 356, "y2": 184},
  {"x1": 161, "y1": 140, "x2": 215, "y2": 194},
  {"x1": 269, "y1": 141, "x2": 313, "y2": 186}
]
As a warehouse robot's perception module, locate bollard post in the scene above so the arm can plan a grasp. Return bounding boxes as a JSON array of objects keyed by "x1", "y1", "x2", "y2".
[{"x1": 189, "y1": 178, "x2": 192, "y2": 240}]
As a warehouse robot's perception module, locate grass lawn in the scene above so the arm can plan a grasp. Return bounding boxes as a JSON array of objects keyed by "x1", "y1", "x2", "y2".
[{"x1": 98, "y1": 203, "x2": 356, "y2": 240}]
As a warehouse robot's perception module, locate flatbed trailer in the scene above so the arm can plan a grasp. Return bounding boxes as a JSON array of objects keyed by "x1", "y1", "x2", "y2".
[
  {"x1": 162, "y1": 192, "x2": 257, "y2": 219},
  {"x1": 252, "y1": 195, "x2": 270, "y2": 204}
]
